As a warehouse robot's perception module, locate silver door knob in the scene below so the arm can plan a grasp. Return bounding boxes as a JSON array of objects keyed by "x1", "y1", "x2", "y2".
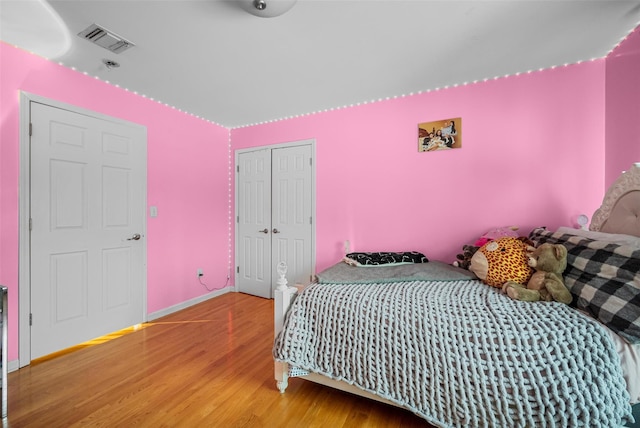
[
  {"x1": 259, "y1": 228, "x2": 269, "y2": 234},
  {"x1": 127, "y1": 233, "x2": 141, "y2": 241},
  {"x1": 272, "y1": 228, "x2": 280, "y2": 234}
]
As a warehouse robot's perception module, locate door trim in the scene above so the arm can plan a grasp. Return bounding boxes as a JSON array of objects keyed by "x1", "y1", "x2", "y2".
[
  {"x1": 18, "y1": 91, "x2": 148, "y2": 367},
  {"x1": 234, "y1": 139, "x2": 316, "y2": 293}
]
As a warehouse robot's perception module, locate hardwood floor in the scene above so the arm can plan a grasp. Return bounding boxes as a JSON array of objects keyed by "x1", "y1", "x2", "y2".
[{"x1": 7, "y1": 292, "x2": 430, "y2": 427}]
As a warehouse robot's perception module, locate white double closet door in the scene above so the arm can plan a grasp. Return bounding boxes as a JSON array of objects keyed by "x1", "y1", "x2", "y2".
[{"x1": 236, "y1": 143, "x2": 314, "y2": 298}]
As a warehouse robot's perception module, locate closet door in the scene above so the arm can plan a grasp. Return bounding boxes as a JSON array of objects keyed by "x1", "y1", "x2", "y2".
[
  {"x1": 236, "y1": 144, "x2": 313, "y2": 298},
  {"x1": 237, "y1": 149, "x2": 272, "y2": 298},
  {"x1": 271, "y1": 145, "x2": 313, "y2": 288}
]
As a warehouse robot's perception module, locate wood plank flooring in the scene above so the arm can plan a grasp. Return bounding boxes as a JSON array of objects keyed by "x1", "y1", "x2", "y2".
[{"x1": 6, "y1": 292, "x2": 431, "y2": 427}]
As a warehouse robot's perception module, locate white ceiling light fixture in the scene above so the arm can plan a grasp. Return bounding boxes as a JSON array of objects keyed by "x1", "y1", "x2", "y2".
[{"x1": 238, "y1": 0, "x2": 297, "y2": 18}]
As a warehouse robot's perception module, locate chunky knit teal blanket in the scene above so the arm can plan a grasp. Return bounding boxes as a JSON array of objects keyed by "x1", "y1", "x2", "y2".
[{"x1": 274, "y1": 279, "x2": 633, "y2": 427}]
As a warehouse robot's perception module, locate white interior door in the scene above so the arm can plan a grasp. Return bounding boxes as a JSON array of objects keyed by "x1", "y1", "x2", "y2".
[
  {"x1": 29, "y1": 101, "x2": 146, "y2": 360},
  {"x1": 236, "y1": 143, "x2": 314, "y2": 298},
  {"x1": 271, "y1": 145, "x2": 313, "y2": 287},
  {"x1": 237, "y1": 149, "x2": 272, "y2": 298}
]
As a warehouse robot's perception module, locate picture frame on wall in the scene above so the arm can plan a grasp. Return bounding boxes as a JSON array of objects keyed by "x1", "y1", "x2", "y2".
[{"x1": 418, "y1": 117, "x2": 462, "y2": 152}]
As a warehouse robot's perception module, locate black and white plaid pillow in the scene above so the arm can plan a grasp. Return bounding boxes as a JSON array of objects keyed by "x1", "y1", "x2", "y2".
[{"x1": 529, "y1": 227, "x2": 640, "y2": 344}]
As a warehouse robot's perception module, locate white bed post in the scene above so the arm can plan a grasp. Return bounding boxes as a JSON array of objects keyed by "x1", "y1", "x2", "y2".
[{"x1": 274, "y1": 262, "x2": 297, "y2": 393}]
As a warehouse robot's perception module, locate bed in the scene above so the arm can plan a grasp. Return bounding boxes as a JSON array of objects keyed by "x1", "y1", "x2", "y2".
[{"x1": 273, "y1": 163, "x2": 640, "y2": 427}]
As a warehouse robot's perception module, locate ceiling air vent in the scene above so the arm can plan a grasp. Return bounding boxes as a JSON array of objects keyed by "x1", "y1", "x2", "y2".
[{"x1": 77, "y1": 23, "x2": 134, "y2": 54}]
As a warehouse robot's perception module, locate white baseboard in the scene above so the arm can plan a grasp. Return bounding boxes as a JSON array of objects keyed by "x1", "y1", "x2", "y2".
[
  {"x1": 147, "y1": 286, "x2": 234, "y2": 321},
  {"x1": 7, "y1": 359, "x2": 20, "y2": 373}
]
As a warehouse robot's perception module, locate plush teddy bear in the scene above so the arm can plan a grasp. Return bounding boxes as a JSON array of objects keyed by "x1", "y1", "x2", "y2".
[
  {"x1": 469, "y1": 237, "x2": 534, "y2": 288},
  {"x1": 502, "y1": 243, "x2": 572, "y2": 304}
]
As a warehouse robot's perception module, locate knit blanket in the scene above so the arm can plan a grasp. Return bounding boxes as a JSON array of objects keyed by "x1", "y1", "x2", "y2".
[{"x1": 273, "y1": 279, "x2": 633, "y2": 427}]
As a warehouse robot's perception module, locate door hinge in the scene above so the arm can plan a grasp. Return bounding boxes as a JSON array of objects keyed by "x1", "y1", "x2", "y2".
[
  {"x1": 236, "y1": 215, "x2": 239, "y2": 223},
  {"x1": 29, "y1": 218, "x2": 33, "y2": 231},
  {"x1": 237, "y1": 165, "x2": 240, "y2": 173},
  {"x1": 310, "y1": 217, "x2": 312, "y2": 225},
  {"x1": 29, "y1": 123, "x2": 33, "y2": 137},
  {"x1": 309, "y1": 157, "x2": 312, "y2": 166},
  {"x1": 29, "y1": 313, "x2": 33, "y2": 326},
  {"x1": 236, "y1": 266, "x2": 240, "y2": 274}
]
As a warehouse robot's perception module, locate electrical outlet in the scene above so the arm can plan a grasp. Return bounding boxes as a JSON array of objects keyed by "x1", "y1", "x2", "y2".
[{"x1": 197, "y1": 268, "x2": 203, "y2": 277}]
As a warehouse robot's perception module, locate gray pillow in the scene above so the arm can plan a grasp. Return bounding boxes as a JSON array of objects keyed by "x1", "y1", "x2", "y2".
[{"x1": 316, "y1": 260, "x2": 477, "y2": 284}]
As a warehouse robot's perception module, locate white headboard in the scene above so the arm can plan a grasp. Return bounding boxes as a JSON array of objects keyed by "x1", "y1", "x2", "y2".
[{"x1": 590, "y1": 163, "x2": 640, "y2": 238}]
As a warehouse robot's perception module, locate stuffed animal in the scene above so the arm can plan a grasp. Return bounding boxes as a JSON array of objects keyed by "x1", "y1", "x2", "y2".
[
  {"x1": 474, "y1": 226, "x2": 520, "y2": 247},
  {"x1": 453, "y1": 244, "x2": 480, "y2": 270},
  {"x1": 469, "y1": 237, "x2": 534, "y2": 288},
  {"x1": 453, "y1": 226, "x2": 520, "y2": 269},
  {"x1": 502, "y1": 243, "x2": 572, "y2": 304}
]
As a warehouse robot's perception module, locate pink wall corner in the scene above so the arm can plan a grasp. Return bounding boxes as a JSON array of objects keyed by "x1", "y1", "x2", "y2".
[
  {"x1": 231, "y1": 61, "x2": 607, "y2": 273},
  {"x1": 145, "y1": 112, "x2": 230, "y2": 313},
  {"x1": 0, "y1": 42, "x2": 230, "y2": 363},
  {"x1": 605, "y1": 25, "x2": 640, "y2": 187}
]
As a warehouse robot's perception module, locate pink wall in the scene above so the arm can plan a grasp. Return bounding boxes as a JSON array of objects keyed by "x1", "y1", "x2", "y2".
[
  {"x1": 605, "y1": 26, "x2": 640, "y2": 187},
  {"x1": 231, "y1": 62, "x2": 607, "y2": 273},
  {"x1": 0, "y1": 43, "x2": 231, "y2": 362},
  {"x1": 5, "y1": 25, "x2": 637, "y2": 365}
]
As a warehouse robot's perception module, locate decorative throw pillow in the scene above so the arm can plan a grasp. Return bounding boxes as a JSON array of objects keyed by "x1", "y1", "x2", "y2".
[
  {"x1": 529, "y1": 227, "x2": 640, "y2": 344},
  {"x1": 344, "y1": 251, "x2": 428, "y2": 266},
  {"x1": 555, "y1": 226, "x2": 640, "y2": 249}
]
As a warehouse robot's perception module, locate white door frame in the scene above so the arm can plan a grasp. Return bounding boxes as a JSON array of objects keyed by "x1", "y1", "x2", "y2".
[
  {"x1": 234, "y1": 139, "x2": 316, "y2": 292},
  {"x1": 18, "y1": 92, "x2": 148, "y2": 367}
]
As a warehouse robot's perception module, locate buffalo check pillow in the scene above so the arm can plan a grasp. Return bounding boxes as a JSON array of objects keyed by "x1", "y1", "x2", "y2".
[{"x1": 529, "y1": 227, "x2": 640, "y2": 344}]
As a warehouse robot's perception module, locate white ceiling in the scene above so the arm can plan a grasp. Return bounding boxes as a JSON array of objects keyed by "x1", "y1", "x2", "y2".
[{"x1": 2, "y1": 0, "x2": 640, "y2": 128}]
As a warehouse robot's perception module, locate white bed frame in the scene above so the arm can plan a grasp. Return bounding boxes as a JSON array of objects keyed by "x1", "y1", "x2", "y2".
[
  {"x1": 273, "y1": 162, "x2": 640, "y2": 409},
  {"x1": 274, "y1": 284, "x2": 398, "y2": 406}
]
